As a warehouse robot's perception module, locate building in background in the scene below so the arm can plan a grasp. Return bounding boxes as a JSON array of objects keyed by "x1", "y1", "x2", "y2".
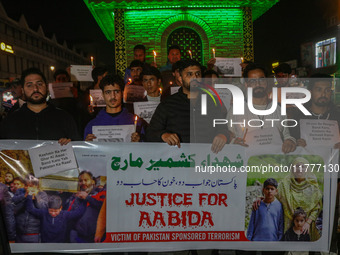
[
  {"x1": 0, "y1": 3, "x2": 88, "y2": 84},
  {"x1": 85, "y1": 0, "x2": 278, "y2": 76}
]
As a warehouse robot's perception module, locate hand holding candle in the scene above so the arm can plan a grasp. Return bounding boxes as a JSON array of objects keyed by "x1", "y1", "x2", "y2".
[
  {"x1": 134, "y1": 115, "x2": 138, "y2": 132},
  {"x1": 89, "y1": 95, "x2": 94, "y2": 113}
]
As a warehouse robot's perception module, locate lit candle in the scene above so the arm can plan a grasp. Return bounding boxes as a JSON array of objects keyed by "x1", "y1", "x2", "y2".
[
  {"x1": 128, "y1": 78, "x2": 132, "y2": 85},
  {"x1": 91, "y1": 56, "x2": 94, "y2": 66},
  {"x1": 241, "y1": 57, "x2": 244, "y2": 63},
  {"x1": 169, "y1": 81, "x2": 173, "y2": 86},
  {"x1": 89, "y1": 95, "x2": 94, "y2": 106},
  {"x1": 212, "y1": 48, "x2": 215, "y2": 58},
  {"x1": 153, "y1": 50, "x2": 157, "y2": 64},
  {"x1": 134, "y1": 116, "x2": 138, "y2": 132},
  {"x1": 159, "y1": 88, "x2": 162, "y2": 95},
  {"x1": 188, "y1": 50, "x2": 192, "y2": 59}
]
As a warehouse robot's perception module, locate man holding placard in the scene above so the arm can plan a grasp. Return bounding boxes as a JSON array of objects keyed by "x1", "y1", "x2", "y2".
[
  {"x1": 227, "y1": 63, "x2": 296, "y2": 153},
  {"x1": 84, "y1": 74, "x2": 145, "y2": 142},
  {"x1": 290, "y1": 74, "x2": 340, "y2": 148}
]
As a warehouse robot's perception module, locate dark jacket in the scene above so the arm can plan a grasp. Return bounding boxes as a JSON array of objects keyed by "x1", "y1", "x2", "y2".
[
  {"x1": 12, "y1": 188, "x2": 48, "y2": 235},
  {"x1": 26, "y1": 196, "x2": 86, "y2": 243},
  {"x1": 0, "y1": 103, "x2": 80, "y2": 140},
  {"x1": 67, "y1": 188, "x2": 106, "y2": 242},
  {"x1": 146, "y1": 87, "x2": 229, "y2": 143},
  {"x1": 0, "y1": 183, "x2": 15, "y2": 241}
]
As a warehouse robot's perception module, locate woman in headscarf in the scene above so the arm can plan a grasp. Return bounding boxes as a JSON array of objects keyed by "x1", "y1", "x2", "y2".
[{"x1": 278, "y1": 157, "x2": 322, "y2": 241}]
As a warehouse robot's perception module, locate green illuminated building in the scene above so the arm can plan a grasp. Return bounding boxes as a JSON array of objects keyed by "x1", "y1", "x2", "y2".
[{"x1": 85, "y1": 0, "x2": 278, "y2": 76}]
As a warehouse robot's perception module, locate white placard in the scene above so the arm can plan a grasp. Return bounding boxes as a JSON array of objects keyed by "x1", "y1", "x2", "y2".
[
  {"x1": 90, "y1": 89, "x2": 105, "y2": 107},
  {"x1": 70, "y1": 65, "x2": 93, "y2": 82},
  {"x1": 300, "y1": 119, "x2": 340, "y2": 146},
  {"x1": 244, "y1": 128, "x2": 282, "y2": 146},
  {"x1": 170, "y1": 86, "x2": 180, "y2": 95},
  {"x1": 215, "y1": 58, "x2": 242, "y2": 77},
  {"x1": 123, "y1": 85, "x2": 146, "y2": 103},
  {"x1": 48, "y1": 82, "x2": 74, "y2": 99},
  {"x1": 28, "y1": 143, "x2": 78, "y2": 178},
  {"x1": 92, "y1": 125, "x2": 134, "y2": 142},
  {"x1": 133, "y1": 101, "x2": 160, "y2": 123}
]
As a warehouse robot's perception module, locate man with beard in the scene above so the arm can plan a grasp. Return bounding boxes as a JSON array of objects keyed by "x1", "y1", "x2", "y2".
[
  {"x1": 146, "y1": 59, "x2": 228, "y2": 153},
  {"x1": 0, "y1": 68, "x2": 80, "y2": 142},
  {"x1": 67, "y1": 170, "x2": 106, "y2": 243},
  {"x1": 227, "y1": 63, "x2": 296, "y2": 153},
  {"x1": 290, "y1": 74, "x2": 340, "y2": 148}
]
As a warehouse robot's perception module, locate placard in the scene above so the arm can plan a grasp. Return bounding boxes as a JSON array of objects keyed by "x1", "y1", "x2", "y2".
[
  {"x1": 123, "y1": 85, "x2": 146, "y2": 103},
  {"x1": 133, "y1": 101, "x2": 160, "y2": 123},
  {"x1": 48, "y1": 82, "x2": 74, "y2": 99},
  {"x1": 70, "y1": 65, "x2": 93, "y2": 82},
  {"x1": 245, "y1": 128, "x2": 283, "y2": 146},
  {"x1": 28, "y1": 143, "x2": 77, "y2": 178},
  {"x1": 90, "y1": 89, "x2": 105, "y2": 107},
  {"x1": 215, "y1": 58, "x2": 242, "y2": 77},
  {"x1": 92, "y1": 125, "x2": 134, "y2": 142},
  {"x1": 300, "y1": 119, "x2": 340, "y2": 146}
]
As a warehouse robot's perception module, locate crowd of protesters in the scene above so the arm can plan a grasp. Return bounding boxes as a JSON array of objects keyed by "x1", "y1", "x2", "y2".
[{"x1": 0, "y1": 44, "x2": 338, "y2": 255}]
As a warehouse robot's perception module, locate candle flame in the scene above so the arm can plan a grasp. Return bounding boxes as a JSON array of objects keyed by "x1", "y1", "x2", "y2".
[
  {"x1": 90, "y1": 56, "x2": 93, "y2": 61},
  {"x1": 212, "y1": 49, "x2": 215, "y2": 53},
  {"x1": 241, "y1": 57, "x2": 244, "y2": 63},
  {"x1": 135, "y1": 115, "x2": 138, "y2": 121},
  {"x1": 153, "y1": 50, "x2": 157, "y2": 56},
  {"x1": 159, "y1": 88, "x2": 162, "y2": 94},
  {"x1": 189, "y1": 50, "x2": 192, "y2": 54},
  {"x1": 89, "y1": 95, "x2": 93, "y2": 103}
]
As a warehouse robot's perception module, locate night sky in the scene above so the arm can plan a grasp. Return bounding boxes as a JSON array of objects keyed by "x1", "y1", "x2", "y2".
[{"x1": 2, "y1": 0, "x2": 328, "y2": 70}]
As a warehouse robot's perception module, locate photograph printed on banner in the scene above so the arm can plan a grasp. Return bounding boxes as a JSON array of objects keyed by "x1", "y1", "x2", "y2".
[
  {"x1": 244, "y1": 154, "x2": 324, "y2": 242},
  {"x1": 0, "y1": 148, "x2": 107, "y2": 244}
]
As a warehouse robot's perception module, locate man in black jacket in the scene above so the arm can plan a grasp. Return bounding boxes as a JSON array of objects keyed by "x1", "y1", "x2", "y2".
[
  {"x1": 146, "y1": 59, "x2": 228, "y2": 153},
  {"x1": 0, "y1": 68, "x2": 80, "y2": 142}
]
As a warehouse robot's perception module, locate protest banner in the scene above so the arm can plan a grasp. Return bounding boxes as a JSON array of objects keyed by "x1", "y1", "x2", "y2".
[{"x1": 0, "y1": 141, "x2": 336, "y2": 253}]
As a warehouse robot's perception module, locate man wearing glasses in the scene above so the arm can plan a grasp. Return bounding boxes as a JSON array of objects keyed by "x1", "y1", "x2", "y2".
[{"x1": 227, "y1": 63, "x2": 296, "y2": 153}]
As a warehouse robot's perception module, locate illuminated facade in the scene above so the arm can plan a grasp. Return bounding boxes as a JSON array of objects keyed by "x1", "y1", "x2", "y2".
[
  {"x1": 85, "y1": 0, "x2": 278, "y2": 76},
  {"x1": 0, "y1": 3, "x2": 87, "y2": 83}
]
